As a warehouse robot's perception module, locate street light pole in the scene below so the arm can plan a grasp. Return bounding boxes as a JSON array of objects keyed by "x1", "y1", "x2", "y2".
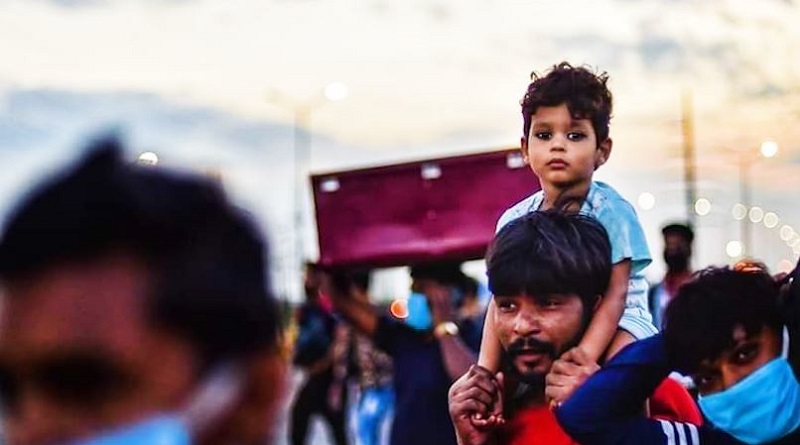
[
  {"x1": 267, "y1": 83, "x2": 348, "y2": 301},
  {"x1": 682, "y1": 90, "x2": 697, "y2": 227},
  {"x1": 293, "y1": 106, "x2": 312, "y2": 293},
  {"x1": 739, "y1": 152, "x2": 751, "y2": 257}
]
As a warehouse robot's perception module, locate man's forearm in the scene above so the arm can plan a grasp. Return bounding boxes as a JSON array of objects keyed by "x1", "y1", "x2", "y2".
[
  {"x1": 556, "y1": 335, "x2": 673, "y2": 442},
  {"x1": 439, "y1": 335, "x2": 477, "y2": 381}
]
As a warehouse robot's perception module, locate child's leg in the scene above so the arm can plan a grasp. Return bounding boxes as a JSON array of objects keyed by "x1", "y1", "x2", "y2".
[
  {"x1": 471, "y1": 299, "x2": 504, "y2": 424},
  {"x1": 478, "y1": 299, "x2": 502, "y2": 371},
  {"x1": 603, "y1": 329, "x2": 636, "y2": 362}
]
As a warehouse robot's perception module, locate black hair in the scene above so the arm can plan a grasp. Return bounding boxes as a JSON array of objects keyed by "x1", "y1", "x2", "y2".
[
  {"x1": 662, "y1": 223, "x2": 695, "y2": 244},
  {"x1": 460, "y1": 275, "x2": 480, "y2": 298},
  {"x1": 663, "y1": 266, "x2": 782, "y2": 375},
  {"x1": 410, "y1": 261, "x2": 466, "y2": 288},
  {"x1": 486, "y1": 210, "x2": 611, "y2": 310},
  {"x1": 520, "y1": 62, "x2": 613, "y2": 146},
  {"x1": 0, "y1": 137, "x2": 279, "y2": 373},
  {"x1": 350, "y1": 268, "x2": 372, "y2": 294}
]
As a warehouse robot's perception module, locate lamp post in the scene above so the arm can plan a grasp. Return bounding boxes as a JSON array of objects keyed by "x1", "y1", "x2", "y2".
[
  {"x1": 266, "y1": 82, "x2": 349, "y2": 301},
  {"x1": 737, "y1": 140, "x2": 778, "y2": 257}
]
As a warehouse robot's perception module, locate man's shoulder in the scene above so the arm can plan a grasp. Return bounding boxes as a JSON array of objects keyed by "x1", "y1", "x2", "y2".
[{"x1": 496, "y1": 192, "x2": 542, "y2": 233}]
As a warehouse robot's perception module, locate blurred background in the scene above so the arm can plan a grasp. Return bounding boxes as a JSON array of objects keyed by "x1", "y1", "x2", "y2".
[{"x1": 1, "y1": 0, "x2": 799, "y2": 303}]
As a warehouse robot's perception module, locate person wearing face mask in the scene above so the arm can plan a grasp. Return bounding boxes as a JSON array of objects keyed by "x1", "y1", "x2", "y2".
[
  {"x1": 0, "y1": 139, "x2": 285, "y2": 445},
  {"x1": 557, "y1": 265, "x2": 800, "y2": 445},
  {"x1": 322, "y1": 262, "x2": 480, "y2": 445},
  {"x1": 649, "y1": 223, "x2": 695, "y2": 329}
]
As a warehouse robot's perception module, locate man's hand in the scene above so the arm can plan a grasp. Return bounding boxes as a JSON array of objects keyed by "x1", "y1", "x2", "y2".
[
  {"x1": 448, "y1": 365, "x2": 504, "y2": 445},
  {"x1": 428, "y1": 284, "x2": 455, "y2": 325},
  {"x1": 545, "y1": 347, "x2": 600, "y2": 406}
]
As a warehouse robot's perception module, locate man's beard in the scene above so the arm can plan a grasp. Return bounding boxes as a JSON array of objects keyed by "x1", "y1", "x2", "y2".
[
  {"x1": 503, "y1": 333, "x2": 583, "y2": 386},
  {"x1": 664, "y1": 252, "x2": 689, "y2": 273}
]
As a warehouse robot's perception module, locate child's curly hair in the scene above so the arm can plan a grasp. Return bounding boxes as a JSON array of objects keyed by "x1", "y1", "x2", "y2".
[{"x1": 521, "y1": 62, "x2": 613, "y2": 146}]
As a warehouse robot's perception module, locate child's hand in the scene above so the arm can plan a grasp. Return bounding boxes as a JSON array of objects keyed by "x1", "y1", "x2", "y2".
[{"x1": 545, "y1": 347, "x2": 599, "y2": 406}]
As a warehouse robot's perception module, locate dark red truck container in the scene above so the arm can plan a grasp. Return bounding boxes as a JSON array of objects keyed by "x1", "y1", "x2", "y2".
[{"x1": 311, "y1": 149, "x2": 540, "y2": 268}]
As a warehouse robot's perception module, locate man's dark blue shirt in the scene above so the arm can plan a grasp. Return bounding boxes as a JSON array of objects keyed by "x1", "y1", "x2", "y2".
[{"x1": 374, "y1": 315, "x2": 479, "y2": 445}]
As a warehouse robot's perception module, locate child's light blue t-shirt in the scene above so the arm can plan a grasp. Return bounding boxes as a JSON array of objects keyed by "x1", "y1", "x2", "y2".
[{"x1": 495, "y1": 181, "x2": 653, "y2": 328}]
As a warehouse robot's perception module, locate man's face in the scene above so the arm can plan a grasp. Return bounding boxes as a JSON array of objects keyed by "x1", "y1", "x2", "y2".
[
  {"x1": 493, "y1": 293, "x2": 589, "y2": 383},
  {"x1": 663, "y1": 233, "x2": 691, "y2": 272},
  {"x1": 0, "y1": 255, "x2": 197, "y2": 445},
  {"x1": 692, "y1": 324, "x2": 781, "y2": 396}
]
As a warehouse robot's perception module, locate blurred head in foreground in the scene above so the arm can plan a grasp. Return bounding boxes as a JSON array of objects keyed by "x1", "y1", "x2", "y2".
[{"x1": 0, "y1": 138, "x2": 284, "y2": 445}]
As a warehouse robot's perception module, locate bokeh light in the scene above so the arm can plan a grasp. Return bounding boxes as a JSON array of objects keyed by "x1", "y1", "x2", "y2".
[
  {"x1": 781, "y1": 225, "x2": 795, "y2": 241},
  {"x1": 748, "y1": 206, "x2": 764, "y2": 223},
  {"x1": 694, "y1": 198, "x2": 711, "y2": 216},
  {"x1": 389, "y1": 299, "x2": 408, "y2": 319},
  {"x1": 137, "y1": 151, "x2": 159, "y2": 166},
  {"x1": 763, "y1": 212, "x2": 779, "y2": 229},
  {"x1": 324, "y1": 82, "x2": 349, "y2": 102},
  {"x1": 760, "y1": 140, "x2": 779, "y2": 158},
  {"x1": 732, "y1": 203, "x2": 747, "y2": 220},
  {"x1": 726, "y1": 240, "x2": 743, "y2": 258},
  {"x1": 637, "y1": 192, "x2": 655, "y2": 210}
]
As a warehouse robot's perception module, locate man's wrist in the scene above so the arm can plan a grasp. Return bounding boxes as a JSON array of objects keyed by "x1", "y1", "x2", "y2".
[{"x1": 434, "y1": 321, "x2": 459, "y2": 338}]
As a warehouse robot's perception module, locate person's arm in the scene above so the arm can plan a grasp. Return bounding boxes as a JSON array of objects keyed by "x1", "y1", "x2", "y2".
[
  {"x1": 556, "y1": 335, "x2": 739, "y2": 445},
  {"x1": 439, "y1": 334, "x2": 479, "y2": 381},
  {"x1": 428, "y1": 284, "x2": 477, "y2": 380},
  {"x1": 448, "y1": 365, "x2": 504, "y2": 445},
  {"x1": 477, "y1": 300, "x2": 502, "y2": 372},
  {"x1": 321, "y1": 271, "x2": 379, "y2": 338},
  {"x1": 577, "y1": 260, "x2": 630, "y2": 363}
]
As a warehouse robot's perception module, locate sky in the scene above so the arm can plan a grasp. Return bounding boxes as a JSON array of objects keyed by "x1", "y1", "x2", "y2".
[{"x1": 1, "y1": 0, "x2": 799, "y2": 300}]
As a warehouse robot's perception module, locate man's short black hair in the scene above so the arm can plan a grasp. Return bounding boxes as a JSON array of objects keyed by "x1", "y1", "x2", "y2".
[
  {"x1": 663, "y1": 266, "x2": 782, "y2": 375},
  {"x1": 410, "y1": 261, "x2": 466, "y2": 288},
  {"x1": 662, "y1": 223, "x2": 695, "y2": 244},
  {"x1": 486, "y1": 210, "x2": 612, "y2": 309},
  {"x1": 0, "y1": 137, "x2": 279, "y2": 373},
  {"x1": 460, "y1": 275, "x2": 480, "y2": 298},
  {"x1": 350, "y1": 268, "x2": 372, "y2": 294}
]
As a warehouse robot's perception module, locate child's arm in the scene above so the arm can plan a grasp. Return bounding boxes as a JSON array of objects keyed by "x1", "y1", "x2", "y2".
[
  {"x1": 576, "y1": 259, "x2": 631, "y2": 364},
  {"x1": 477, "y1": 299, "x2": 502, "y2": 371}
]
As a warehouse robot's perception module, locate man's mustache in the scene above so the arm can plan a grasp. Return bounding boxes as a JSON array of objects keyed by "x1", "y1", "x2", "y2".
[{"x1": 506, "y1": 337, "x2": 557, "y2": 359}]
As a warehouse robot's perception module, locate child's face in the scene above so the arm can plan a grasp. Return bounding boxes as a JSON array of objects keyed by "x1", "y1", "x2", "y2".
[{"x1": 522, "y1": 103, "x2": 610, "y2": 194}]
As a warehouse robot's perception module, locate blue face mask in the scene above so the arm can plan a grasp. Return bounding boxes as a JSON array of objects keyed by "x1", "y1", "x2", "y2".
[
  {"x1": 69, "y1": 366, "x2": 243, "y2": 445},
  {"x1": 405, "y1": 292, "x2": 433, "y2": 331},
  {"x1": 698, "y1": 357, "x2": 800, "y2": 444}
]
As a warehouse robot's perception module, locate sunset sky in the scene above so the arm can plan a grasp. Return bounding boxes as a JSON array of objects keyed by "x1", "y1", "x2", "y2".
[{"x1": 2, "y1": 0, "x2": 799, "y2": 299}]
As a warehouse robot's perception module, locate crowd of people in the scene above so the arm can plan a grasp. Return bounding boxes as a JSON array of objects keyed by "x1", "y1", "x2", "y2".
[{"x1": 0, "y1": 61, "x2": 797, "y2": 445}]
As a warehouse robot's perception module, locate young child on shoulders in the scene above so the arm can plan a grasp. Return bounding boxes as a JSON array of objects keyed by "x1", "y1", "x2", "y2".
[{"x1": 477, "y1": 62, "x2": 657, "y2": 419}]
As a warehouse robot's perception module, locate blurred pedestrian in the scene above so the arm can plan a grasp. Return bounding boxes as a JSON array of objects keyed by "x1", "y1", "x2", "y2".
[
  {"x1": 290, "y1": 262, "x2": 349, "y2": 445},
  {"x1": 0, "y1": 138, "x2": 284, "y2": 445},
  {"x1": 325, "y1": 262, "x2": 480, "y2": 445},
  {"x1": 348, "y1": 270, "x2": 394, "y2": 445},
  {"x1": 648, "y1": 223, "x2": 694, "y2": 329}
]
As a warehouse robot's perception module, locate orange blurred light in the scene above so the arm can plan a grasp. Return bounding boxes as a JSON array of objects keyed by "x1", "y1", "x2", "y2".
[{"x1": 390, "y1": 299, "x2": 409, "y2": 319}]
